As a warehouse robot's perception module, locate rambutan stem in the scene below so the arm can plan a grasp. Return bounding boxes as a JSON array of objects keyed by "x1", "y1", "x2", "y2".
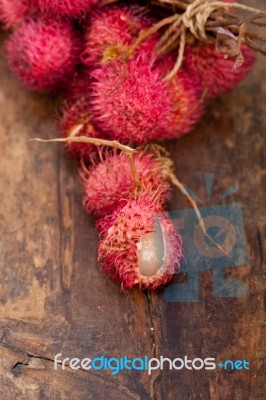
[
  {"x1": 163, "y1": 27, "x2": 186, "y2": 80},
  {"x1": 158, "y1": 1, "x2": 265, "y2": 75},
  {"x1": 168, "y1": 171, "x2": 206, "y2": 235},
  {"x1": 31, "y1": 132, "x2": 141, "y2": 193},
  {"x1": 127, "y1": 153, "x2": 142, "y2": 194},
  {"x1": 127, "y1": 14, "x2": 178, "y2": 58},
  {"x1": 168, "y1": 171, "x2": 232, "y2": 258},
  {"x1": 31, "y1": 135, "x2": 133, "y2": 153},
  {"x1": 126, "y1": 0, "x2": 266, "y2": 77}
]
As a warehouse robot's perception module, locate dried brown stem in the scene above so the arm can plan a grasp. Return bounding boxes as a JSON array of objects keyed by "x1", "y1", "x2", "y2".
[
  {"x1": 168, "y1": 171, "x2": 206, "y2": 235},
  {"x1": 168, "y1": 170, "x2": 232, "y2": 258},
  {"x1": 127, "y1": 0, "x2": 266, "y2": 76},
  {"x1": 30, "y1": 131, "x2": 142, "y2": 193},
  {"x1": 163, "y1": 27, "x2": 186, "y2": 80},
  {"x1": 127, "y1": 14, "x2": 178, "y2": 57}
]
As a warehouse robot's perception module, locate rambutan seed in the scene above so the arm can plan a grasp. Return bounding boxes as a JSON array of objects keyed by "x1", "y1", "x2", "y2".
[
  {"x1": 6, "y1": 18, "x2": 80, "y2": 91},
  {"x1": 80, "y1": 148, "x2": 171, "y2": 218},
  {"x1": 184, "y1": 43, "x2": 255, "y2": 97},
  {"x1": 98, "y1": 194, "x2": 183, "y2": 290},
  {"x1": 37, "y1": 0, "x2": 97, "y2": 19},
  {"x1": 82, "y1": 5, "x2": 157, "y2": 67},
  {"x1": 137, "y1": 232, "x2": 163, "y2": 277}
]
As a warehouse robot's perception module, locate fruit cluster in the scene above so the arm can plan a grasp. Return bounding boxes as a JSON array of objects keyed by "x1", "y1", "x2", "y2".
[{"x1": 0, "y1": 0, "x2": 255, "y2": 290}]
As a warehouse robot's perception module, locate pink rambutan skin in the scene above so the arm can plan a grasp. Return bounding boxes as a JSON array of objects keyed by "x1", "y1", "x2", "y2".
[
  {"x1": 0, "y1": 0, "x2": 37, "y2": 29},
  {"x1": 6, "y1": 18, "x2": 80, "y2": 91},
  {"x1": 58, "y1": 71, "x2": 107, "y2": 160},
  {"x1": 64, "y1": 69, "x2": 92, "y2": 100},
  {"x1": 91, "y1": 53, "x2": 173, "y2": 144},
  {"x1": 37, "y1": 0, "x2": 97, "y2": 19},
  {"x1": 82, "y1": 5, "x2": 157, "y2": 67},
  {"x1": 184, "y1": 43, "x2": 255, "y2": 97},
  {"x1": 80, "y1": 148, "x2": 171, "y2": 218},
  {"x1": 58, "y1": 98, "x2": 105, "y2": 160},
  {"x1": 165, "y1": 69, "x2": 204, "y2": 139},
  {"x1": 91, "y1": 53, "x2": 204, "y2": 144},
  {"x1": 97, "y1": 194, "x2": 183, "y2": 290}
]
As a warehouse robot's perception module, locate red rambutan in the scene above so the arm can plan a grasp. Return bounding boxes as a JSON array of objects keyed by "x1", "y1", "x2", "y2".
[
  {"x1": 90, "y1": 52, "x2": 203, "y2": 144},
  {"x1": 58, "y1": 99, "x2": 105, "y2": 160},
  {"x1": 90, "y1": 54, "x2": 168, "y2": 144},
  {"x1": 165, "y1": 69, "x2": 204, "y2": 139},
  {"x1": 0, "y1": 0, "x2": 37, "y2": 29},
  {"x1": 37, "y1": 0, "x2": 97, "y2": 19},
  {"x1": 97, "y1": 193, "x2": 183, "y2": 290},
  {"x1": 184, "y1": 43, "x2": 255, "y2": 97},
  {"x1": 82, "y1": 5, "x2": 157, "y2": 66},
  {"x1": 58, "y1": 70, "x2": 107, "y2": 160},
  {"x1": 80, "y1": 148, "x2": 171, "y2": 218},
  {"x1": 64, "y1": 69, "x2": 92, "y2": 100},
  {"x1": 6, "y1": 18, "x2": 80, "y2": 91}
]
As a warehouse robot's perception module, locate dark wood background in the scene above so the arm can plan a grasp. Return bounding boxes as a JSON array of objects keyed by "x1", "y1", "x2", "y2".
[{"x1": 0, "y1": 1, "x2": 265, "y2": 398}]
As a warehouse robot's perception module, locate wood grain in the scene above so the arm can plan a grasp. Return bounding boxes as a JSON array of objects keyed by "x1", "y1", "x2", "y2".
[{"x1": 0, "y1": 1, "x2": 265, "y2": 398}]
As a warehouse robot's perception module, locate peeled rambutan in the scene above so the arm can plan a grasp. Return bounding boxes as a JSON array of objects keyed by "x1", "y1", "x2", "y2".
[
  {"x1": 6, "y1": 18, "x2": 80, "y2": 91},
  {"x1": 0, "y1": 0, "x2": 37, "y2": 29},
  {"x1": 184, "y1": 43, "x2": 255, "y2": 97},
  {"x1": 90, "y1": 52, "x2": 203, "y2": 144},
  {"x1": 37, "y1": 0, "x2": 97, "y2": 19},
  {"x1": 80, "y1": 148, "x2": 171, "y2": 218},
  {"x1": 82, "y1": 5, "x2": 157, "y2": 66},
  {"x1": 97, "y1": 193, "x2": 183, "y2": 290}
]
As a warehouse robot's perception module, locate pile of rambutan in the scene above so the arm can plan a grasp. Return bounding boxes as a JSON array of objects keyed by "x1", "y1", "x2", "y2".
[{"x1": 1, "y1": 0, "x2": 262, "y2": 290}]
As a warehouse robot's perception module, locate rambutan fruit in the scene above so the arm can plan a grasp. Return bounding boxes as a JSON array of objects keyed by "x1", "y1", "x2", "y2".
[
  {"x1": 6, "y1": 18, "x2": 80, "y2": 91},
  {"x1": 64, "y1": 69, "x2": 92, "y2": 100},
  {"x1": 90, "y1": 52, "x2": 203, "y2": 144},
  {"x1": 82, "y1": 5, "x2": 157, "y2": 66},
  {"x1": 58, "y1": 101, "x2": 101, "y2": 159},
  {"x1": 58, "y1": 97, "x2": 105, "y2": 160},
  {"x1": 37, "y1": 0, "x2": 97, "y2": 19},
  {"x1": 97, "y1": 193, "x2": 183, "y2": 290},
  {"x1": 80, "y1": 148, "x2": 171, "y2": 218},
  {"x1": 165, "y1": 69, "x2": 204, "y2": 139},
  {"x1": 0, "y1": 0, "x2": 37, "y2": 29},
  {"x1": 58, "y1": 70, "x2": 108, "y2": 159},
  {"x1": 90, "y1": 54, "x2": 168, "y2": 144},
  {"x1": 184, "y1": 43, "x2": 255, "y2": 97}
]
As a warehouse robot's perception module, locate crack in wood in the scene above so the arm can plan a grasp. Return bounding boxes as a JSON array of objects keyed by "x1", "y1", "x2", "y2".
[
  {"x1": 144, "y1": 291, "x2": 160, "y2": 400},
  {"x1": 1, "y1": 337, "x2": 141, "y2": 399},
  {"x1": 256, "y1": 227, "x2": 264, "y2": 267}
]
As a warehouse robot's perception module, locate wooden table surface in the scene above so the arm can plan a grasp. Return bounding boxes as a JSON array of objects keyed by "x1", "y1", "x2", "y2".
[{"x1": 0, "y1": 2, "x2": 265, "y2": 398}]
